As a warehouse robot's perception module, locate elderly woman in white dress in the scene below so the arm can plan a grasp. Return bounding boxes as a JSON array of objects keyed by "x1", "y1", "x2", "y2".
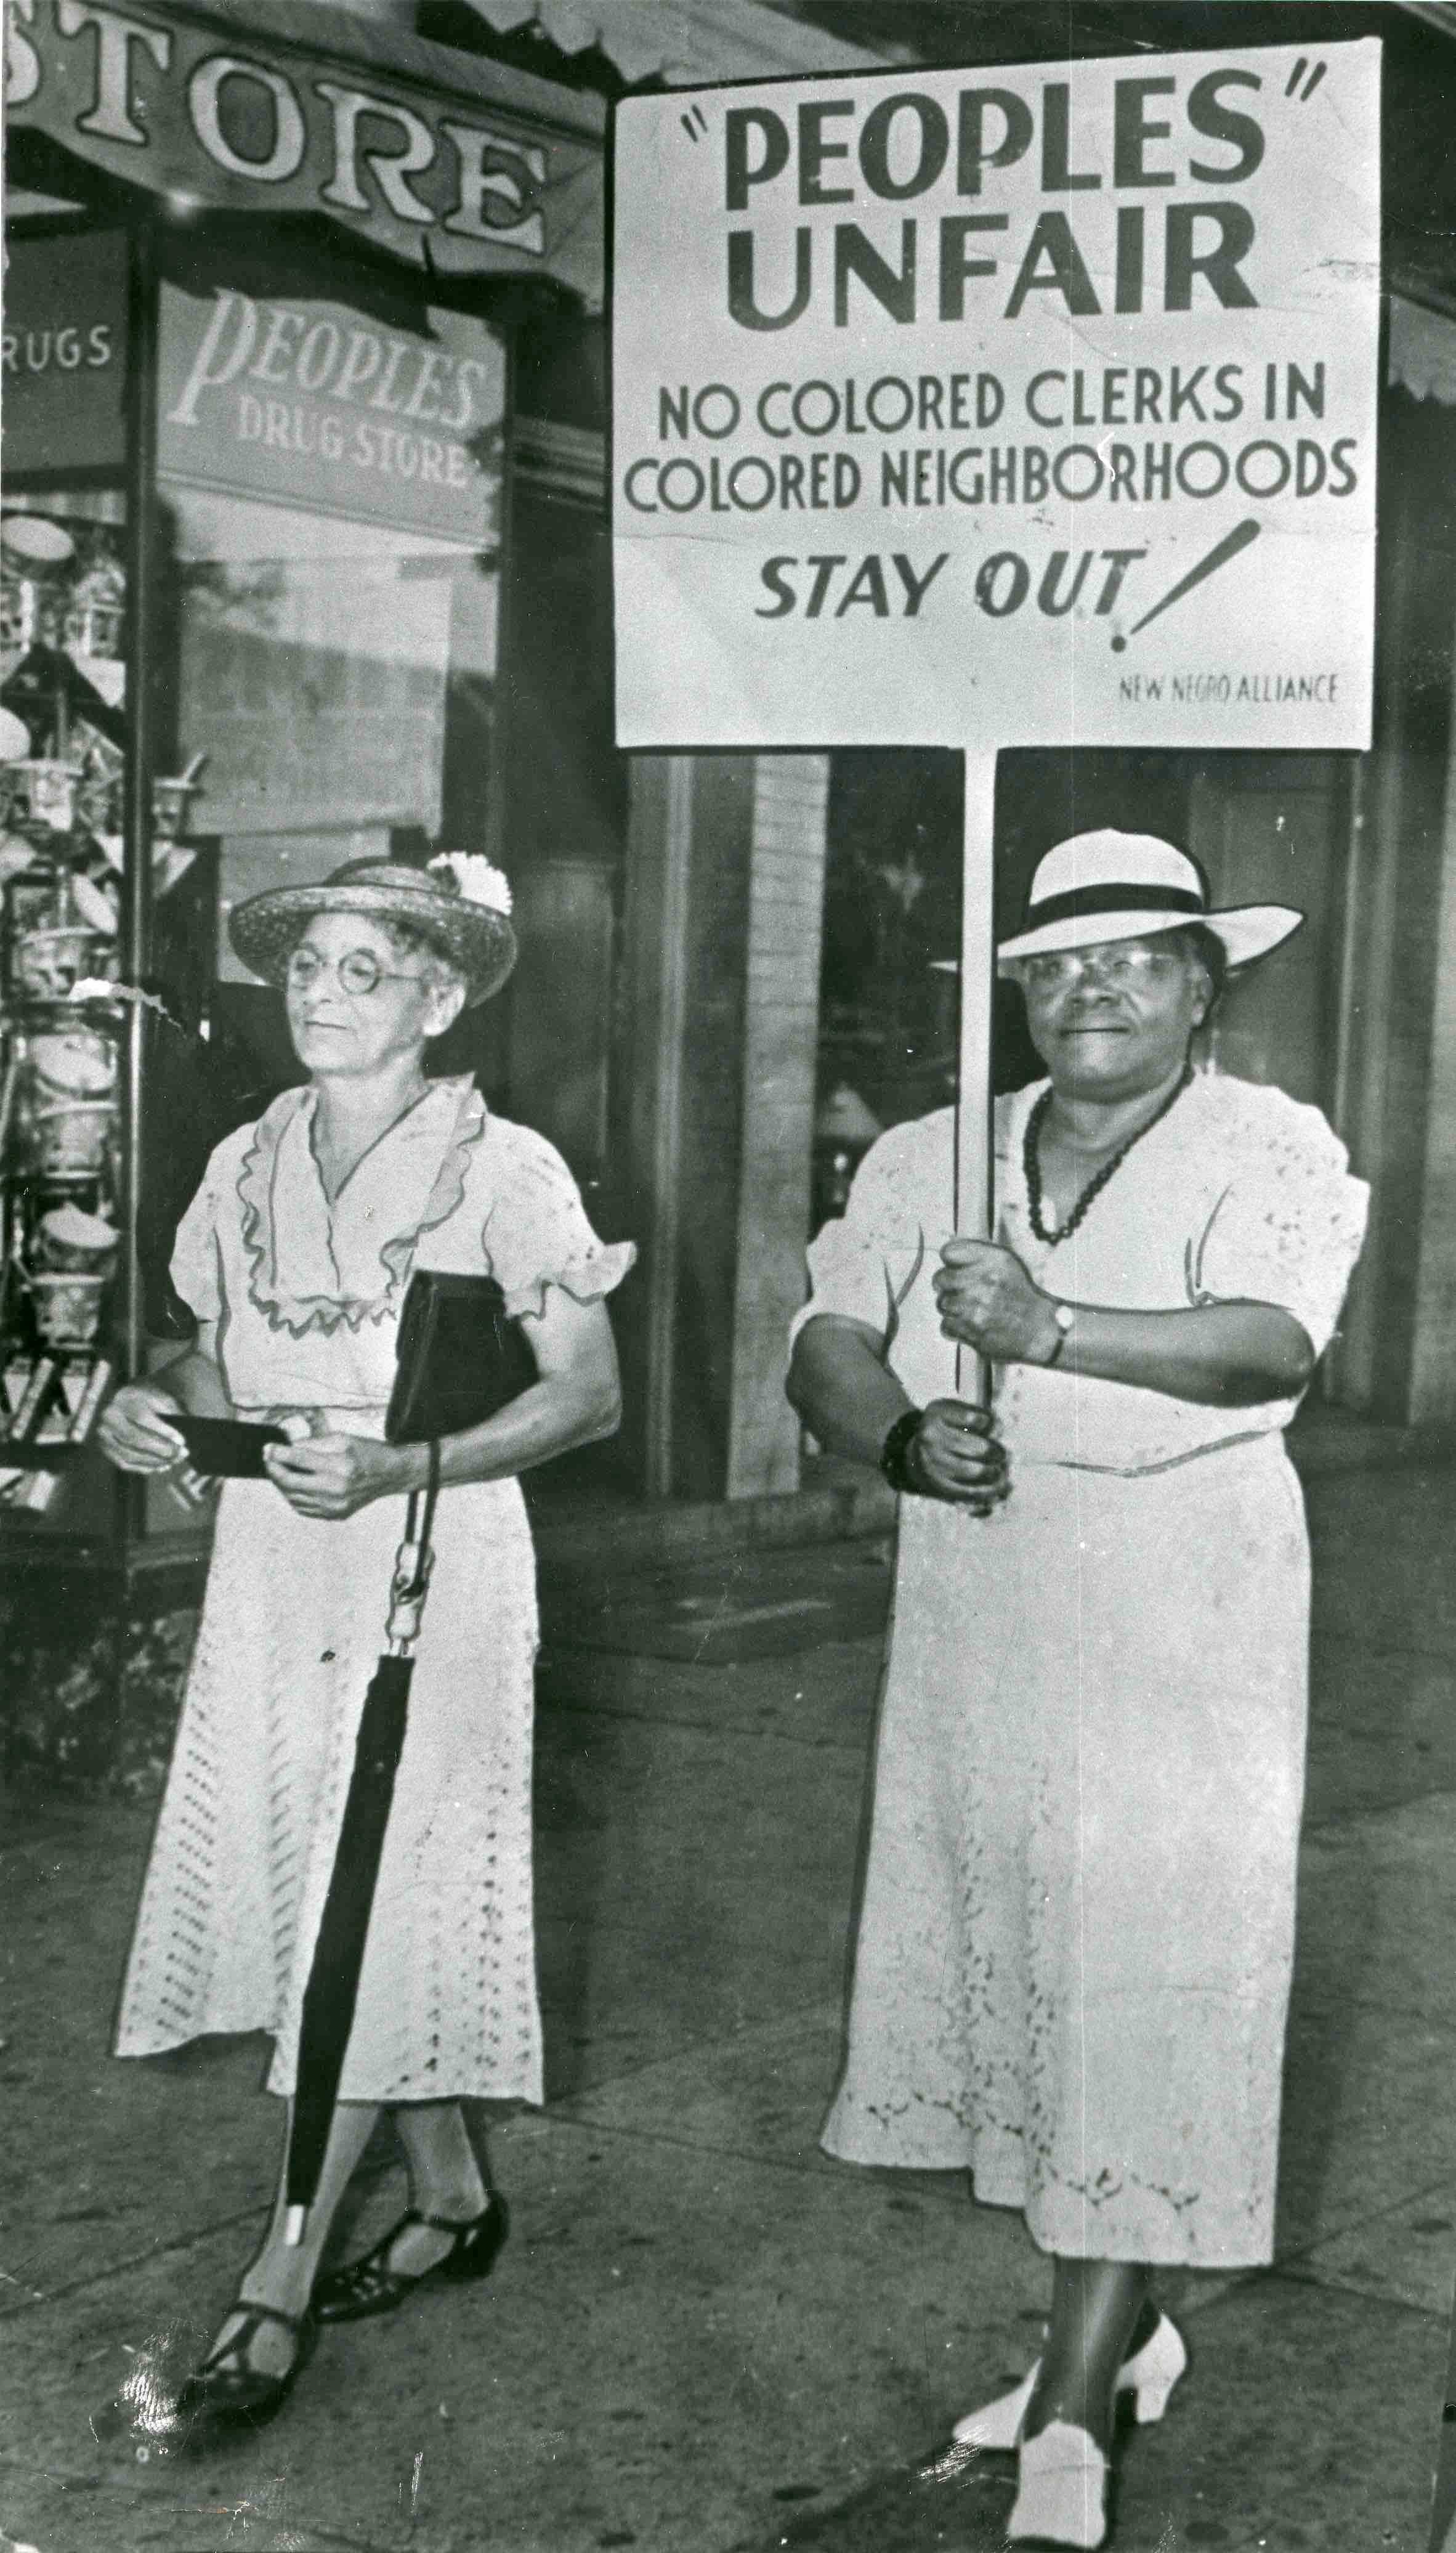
[
  {"x1": 787, "y1": 833, "x2": 1368, "y2": 2549},
  {"x1": 99, "y1": 855, "x2": 632, "y2": 2447}
]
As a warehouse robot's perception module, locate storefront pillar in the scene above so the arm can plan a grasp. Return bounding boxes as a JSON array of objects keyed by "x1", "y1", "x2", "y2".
[
  {"x1": 1403, "y1": 634, "x2": 1456, "y2": 1424},
  {"x1": 1321, "y1": 382, "x2": 1456, "y2": 1423},
  {"x1": 619, "y1": 751, "x2": 828, "y2": 1503},
  {"x1": 726, "y1": 756, "x2": 829, "y2": 1497}
]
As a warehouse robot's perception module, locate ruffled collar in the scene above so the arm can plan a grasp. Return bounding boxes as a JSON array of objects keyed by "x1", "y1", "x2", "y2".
[{"x1": 237, "y1": 1074, "x2": 485, "y2": 1337}]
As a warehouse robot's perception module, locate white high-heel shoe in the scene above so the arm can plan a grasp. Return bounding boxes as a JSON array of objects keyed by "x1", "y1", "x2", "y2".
[
  {"x1": 1008, "y1": 2420, "x2": 1109, "y2": 2549},
  {"x1": 951, "y1": 2311, "x2": 1186, "y2": 2452}
]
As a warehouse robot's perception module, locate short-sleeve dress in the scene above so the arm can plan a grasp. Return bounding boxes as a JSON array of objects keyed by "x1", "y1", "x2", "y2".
[
  {"x1": 116, "y1": 1074, "x2": 633, "y2": 2107},
  {"x1": 796, "y1": 1071, "x2": 1367, "y2": 2268}
]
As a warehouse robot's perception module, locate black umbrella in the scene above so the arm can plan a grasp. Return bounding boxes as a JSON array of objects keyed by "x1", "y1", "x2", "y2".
[{"x1": 283, "y1": 1441, "x2": 441, "y2": 2242}]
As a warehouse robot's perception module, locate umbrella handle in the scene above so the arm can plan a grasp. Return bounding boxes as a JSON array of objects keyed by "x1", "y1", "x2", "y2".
[{"x1": 386, "y1": 1437, "x2": 442, "y2": 1654}]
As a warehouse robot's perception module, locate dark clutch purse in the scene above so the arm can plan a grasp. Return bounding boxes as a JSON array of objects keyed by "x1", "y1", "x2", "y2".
[
  {"x1": 384, "y1": 1270, "x2": 538, "y2": 1447},
  {"x1": 171, "y1": 1414, "x2": 288, "y2": 1477}
]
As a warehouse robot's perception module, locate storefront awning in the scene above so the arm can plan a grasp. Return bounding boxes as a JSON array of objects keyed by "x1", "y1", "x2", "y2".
[
  {"x1": 6, "y1": 0, "x2": 605, "y2": 300},
  {"x1": 456, "y1": 0, "x2": 887, "y2": 86}
]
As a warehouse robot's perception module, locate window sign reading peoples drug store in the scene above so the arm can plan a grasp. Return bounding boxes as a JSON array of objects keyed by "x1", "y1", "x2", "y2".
[
  {"x1": 614, "y1": 39, "x2": 1381, "y2": 753},
  {"x1": 158, "y1": 279, "x2": 500, "y2": 544}
]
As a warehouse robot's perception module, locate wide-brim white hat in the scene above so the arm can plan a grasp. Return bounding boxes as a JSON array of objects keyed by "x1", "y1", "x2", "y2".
[{"x1": 996, "y1": 830, "x2": 1303, "y2": 973}]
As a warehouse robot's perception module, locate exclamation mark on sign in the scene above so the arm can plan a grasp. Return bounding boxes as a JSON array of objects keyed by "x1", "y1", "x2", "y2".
[{"x1": 1110, "y1": 518, "x2": 1262, "y2": 650}]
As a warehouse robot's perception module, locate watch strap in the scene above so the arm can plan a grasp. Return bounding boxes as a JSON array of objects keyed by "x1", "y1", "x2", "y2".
[
  {"x1": 880, "y1": 1407, "x2": 926, "y2": 1495},
  {"x1": 1044, "y1": 1301, "x2": 1075, "y2": 1368}
]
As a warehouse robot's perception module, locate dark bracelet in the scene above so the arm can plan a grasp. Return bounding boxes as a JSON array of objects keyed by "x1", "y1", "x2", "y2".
[{"x1": 880, "y1": 1407, "x2": 927, "y2": 1496}]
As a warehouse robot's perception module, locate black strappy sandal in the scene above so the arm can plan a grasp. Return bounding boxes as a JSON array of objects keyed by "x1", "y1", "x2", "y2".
[
  {"x1": 313, "y1": 2193, "x2": 508, "y2": 2324},
  {"x1": 171, "y1": 2299, "x2": 317, "y2": 2443}
]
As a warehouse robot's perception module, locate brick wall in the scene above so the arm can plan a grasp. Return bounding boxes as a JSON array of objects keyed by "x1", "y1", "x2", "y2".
[{"x1": 726, "y1": 755, "x2": 830, "y2": 1498}]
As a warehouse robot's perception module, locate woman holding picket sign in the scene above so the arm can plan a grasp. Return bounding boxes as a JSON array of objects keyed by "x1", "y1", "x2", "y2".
[{"x1": 788, "y1": 831, "x2": 1368, "y2": 2548}]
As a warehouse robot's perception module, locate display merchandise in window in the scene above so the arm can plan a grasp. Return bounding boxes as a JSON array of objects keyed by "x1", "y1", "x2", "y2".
[{"x1": 0, "y1": 509, "x2": 201, "y2": 1511}]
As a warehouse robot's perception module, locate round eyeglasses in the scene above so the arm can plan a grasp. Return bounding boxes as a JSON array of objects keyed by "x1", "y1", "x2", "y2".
[
  {"x1": 1018, "y1": 942, "x2": 1187, "y2": 993},
  {"x1": 285, "y1": 948, "x2": 426, "y2": 1000}
]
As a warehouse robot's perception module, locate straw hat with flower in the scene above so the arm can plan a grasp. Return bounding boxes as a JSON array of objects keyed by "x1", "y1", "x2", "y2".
[{"x1": 229, "y1": 854, "x2": 517, "y2": 1007}]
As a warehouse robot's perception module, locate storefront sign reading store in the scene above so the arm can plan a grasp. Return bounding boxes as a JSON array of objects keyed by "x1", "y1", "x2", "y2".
[
  {"x1": 6, "y1": 0, "x2": 602, "y2": 290},
  {"x1": 614, "y1": 40, "x2": 1381, "y2": 753}
]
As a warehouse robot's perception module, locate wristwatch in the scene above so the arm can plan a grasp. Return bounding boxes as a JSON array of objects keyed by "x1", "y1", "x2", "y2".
[
  {"x1": 880, "y1": 1407, "x2": 926, "y2": 1494},
  {"x1": 1044, "y1": 1301, "x2": 1076, "y2": 1367}
]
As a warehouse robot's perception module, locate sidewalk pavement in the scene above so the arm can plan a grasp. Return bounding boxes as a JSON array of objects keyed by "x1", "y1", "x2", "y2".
[{"x1": 2, "y1": 1455, "x2": 1455, "y2": 2552}]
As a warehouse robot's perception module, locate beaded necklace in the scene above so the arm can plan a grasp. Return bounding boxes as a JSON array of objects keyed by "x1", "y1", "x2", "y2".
[{"x1": 1023, "y1": 1063, "x2": 1194, "y2": 1245}]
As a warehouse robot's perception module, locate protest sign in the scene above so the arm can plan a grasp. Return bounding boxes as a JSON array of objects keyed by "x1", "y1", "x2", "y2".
[
  {"x1": 613, "y1": 40, "x2": 1380, "y2": 753},
  {"x1": 612, "y1": 39, "x2": 1383, "y2": 1356}
]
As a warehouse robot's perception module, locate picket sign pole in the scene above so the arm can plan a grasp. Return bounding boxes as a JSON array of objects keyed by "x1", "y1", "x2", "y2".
[{"x1": 954, "y1": 749, "x2": 999, "y2": 1410}]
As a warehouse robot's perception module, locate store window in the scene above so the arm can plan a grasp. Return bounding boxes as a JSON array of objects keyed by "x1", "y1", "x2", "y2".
[
  {"x1": 0, "y1": 487, "x2": 130, "y2": 1524},
  {"x1": 153, "y1": 252, "x2": 507, "y2": 1102},
  {"x1": 1, "y1": 219, "x2": 132, "y2": 1522},
  {"x1": 0, "y1": 226, "x2": 508, "y2": 1536},
  {"x1": 812, "y1": 748, "x2": 964, "y2": 1230}
]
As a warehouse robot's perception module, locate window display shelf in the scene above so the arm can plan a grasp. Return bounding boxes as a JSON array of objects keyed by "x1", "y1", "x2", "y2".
[
  {"x1": 1, "y1": 953, "x2": 123, "y2": 1509},
  {"x1": 1, "y1": 497, "x2": 134, "y2": 1530},
  {"x1": 0, "y1": 830, "x2": 198, "y2": 1520}
]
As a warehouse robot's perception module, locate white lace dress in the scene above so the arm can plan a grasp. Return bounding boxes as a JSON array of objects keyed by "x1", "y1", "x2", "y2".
[
  {"x1": 115, "y1": 1075, "x2": 633, "y2": 2106},
  {"x1": 796, "y1": 1072, "x2": 1368, "y2": 2267}
]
